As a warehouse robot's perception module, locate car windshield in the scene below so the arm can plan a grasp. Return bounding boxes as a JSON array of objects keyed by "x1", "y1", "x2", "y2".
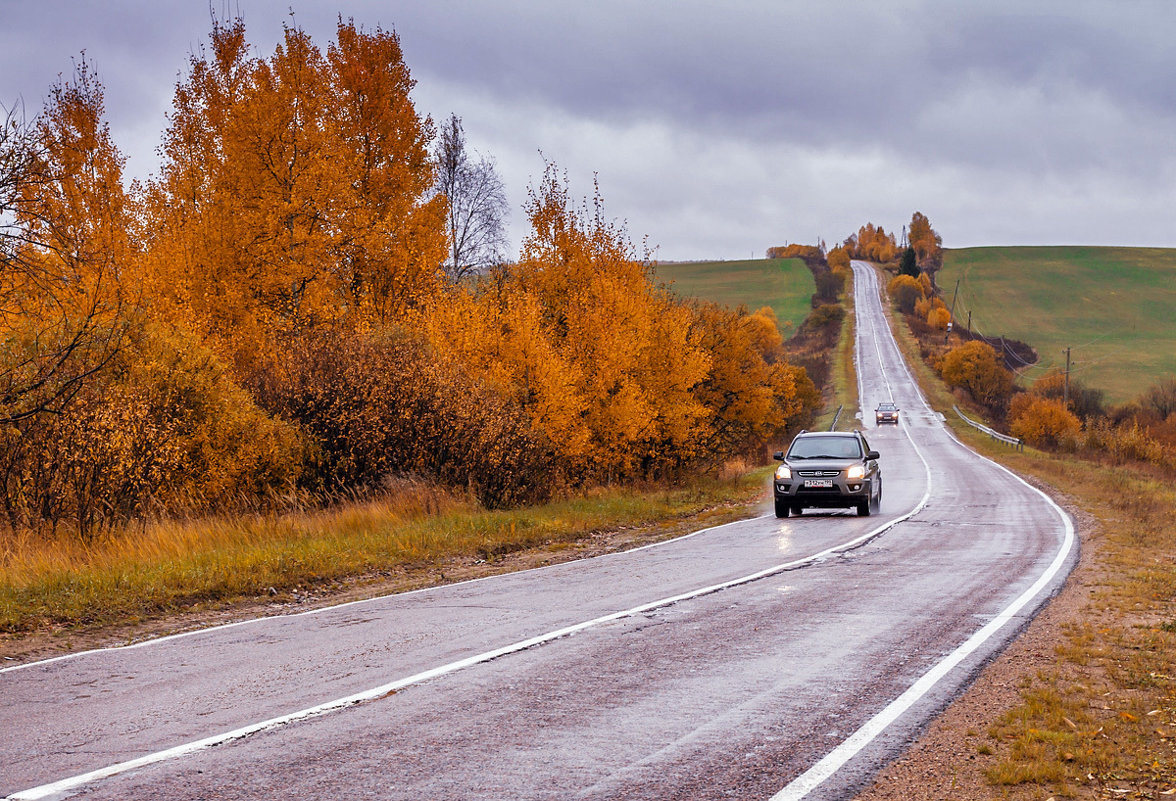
[
  {"x1": 878, "y1": 403, "x2": 896, "y2": 410},
  {"x1": 788, "y1": 436, "x2": 863, "y2": 459}
]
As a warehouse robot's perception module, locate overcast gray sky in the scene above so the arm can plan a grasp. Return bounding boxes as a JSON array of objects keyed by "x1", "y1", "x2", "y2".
[{"x1": 2, "y1": 0, "x2": 1173, "y2": 260}]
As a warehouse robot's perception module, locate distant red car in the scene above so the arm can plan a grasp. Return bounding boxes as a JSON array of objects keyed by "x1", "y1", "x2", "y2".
[{"x1": 875, "y1": 402, "x2": 900, "y2": 424}]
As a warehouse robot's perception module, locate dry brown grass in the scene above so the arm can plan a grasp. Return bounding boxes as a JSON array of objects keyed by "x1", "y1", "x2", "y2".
[{"x1": 0, "y1": 471, "x2": 770, "y2": 636}]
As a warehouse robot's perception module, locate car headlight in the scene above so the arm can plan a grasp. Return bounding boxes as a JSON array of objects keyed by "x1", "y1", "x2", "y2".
[
  {"x1": 774, "y1": 465, "x2": 792, "y2": 480},
  {"x1": 846, "y1": 465, "x2": 865, "y2": 480}
]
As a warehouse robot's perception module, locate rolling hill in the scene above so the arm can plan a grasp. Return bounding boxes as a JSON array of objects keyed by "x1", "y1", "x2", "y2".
[
  {"x1": 937, "y1": 246, "x2": 1176, "y2": 404},
  {"x1": 654, "y1": 257, "x2": 814, "y2": 336}
]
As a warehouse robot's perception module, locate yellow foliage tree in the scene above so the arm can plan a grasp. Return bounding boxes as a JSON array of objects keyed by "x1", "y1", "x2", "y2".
[
  {"x1": 689, "y1": 303, "x2": 818, "y2": 458},
  {"x1": 142, "y1": 18, "x2": 446, "y2": 366},
  {"x1": 887, "y1": 274, "x2": 924, "y2": 314},
  {"x1": 927, "y1": 305, "x2": 951, "y2": 330},
  {"x1": 826, "y1": 245, "x2": 851, "y2": 272},
  {"x1": 909, "y1": 211, "x2": 943, "y2": 274},
  {"x1": 2, "y1": 60, "x2": 130, "y2": 423},
  {"x1": 426, "y1": 165, "x2": 818, "y2": 479},
  {"x1": 846, "y1": 223, "x2": 898, "y2": 262},
  {"x1": 1009, "y1": 394, "x2": 1081, "y2": 448},
  {"x1": 766, "y1": 243, "x2": 823, "y2": 261},
  {"x1": 426, "y1": 164, "x2": 713, "y2": 479},
  {"x1": 939, "y1": 341, "x2": 1013, "y2": 409}
]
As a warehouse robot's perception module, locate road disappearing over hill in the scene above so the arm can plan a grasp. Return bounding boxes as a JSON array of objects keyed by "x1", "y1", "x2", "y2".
[{"x1": 1, "y1": 261, "x2": 1074, "y2": 801}]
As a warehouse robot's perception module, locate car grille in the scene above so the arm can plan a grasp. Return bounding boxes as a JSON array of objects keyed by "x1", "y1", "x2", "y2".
[{"x1": 797, "y1": 470, "x2": 840, "y2": 478}]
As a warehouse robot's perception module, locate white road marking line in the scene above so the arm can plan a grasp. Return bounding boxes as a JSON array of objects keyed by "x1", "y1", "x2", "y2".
[
  {"x1": 7, "y1": 505, "x2": 929, "y2": 800},
  {"x1": 768, "y1": 263, "x2": 1077, "y2": 801},
  {"x1": 1, "y1": 512, "x2": 774, "y2": 676}
]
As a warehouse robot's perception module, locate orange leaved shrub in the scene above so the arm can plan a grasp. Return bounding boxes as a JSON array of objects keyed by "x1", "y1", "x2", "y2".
[
  {"x1": 887, "y1": 275, "x2": 924, "y2": 314},
  {"x1": 1008, "y1": 394, "x2": 1081, "y2": 449},
  {"x1": 0, "y1": 324, "x2": 303, "y2": 536},
  {"x1": 248, "y1": 329, "x2": 555, "y2": 508},
  {"x1": 927, "y1": 306, "x2": 952, "y2": 330},
  {"x1": 939, "y1": 341, "x2": 1014, "y2": 411}
]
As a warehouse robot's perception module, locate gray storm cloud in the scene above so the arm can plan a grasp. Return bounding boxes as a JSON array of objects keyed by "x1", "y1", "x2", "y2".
[{"x1": 2, "y1": 0, "x2": 1174, "y2": 259}]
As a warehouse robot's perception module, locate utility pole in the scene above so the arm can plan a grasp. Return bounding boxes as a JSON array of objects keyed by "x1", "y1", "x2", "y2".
[
  {"x1": 944, "y1": 279, "x2": 960, "y2": 344},
  {"x1": 966, "y1": 310, "x2": 972, "y2": 338},
  {"x1": 1064, "y1": 346, "x2": 1072, "y2": 406}
]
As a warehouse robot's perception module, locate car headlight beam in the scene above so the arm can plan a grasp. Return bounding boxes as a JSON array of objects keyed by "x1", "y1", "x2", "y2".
[
  {"x1": 775, "y1": 465, "x2": 792, "y2": 480},
  {"x1": 846, "y1": 465, "x2": 866, "y2": 480}
]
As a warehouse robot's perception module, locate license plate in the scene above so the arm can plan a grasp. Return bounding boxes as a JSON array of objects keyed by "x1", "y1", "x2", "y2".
[{"x1": 804, "y1": 479, "x2": 833, "y2": 488}]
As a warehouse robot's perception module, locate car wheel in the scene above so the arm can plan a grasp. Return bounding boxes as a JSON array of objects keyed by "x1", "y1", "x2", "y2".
[
  {"x1": 874, "y1": 478, "x2": 882, "y2": 509},
  {"x1": 775, "y1": 498, "x2": 790, "y2": 518},
  {"x1": 857, "y1": 500, "x2": 871, "y2": 517}
]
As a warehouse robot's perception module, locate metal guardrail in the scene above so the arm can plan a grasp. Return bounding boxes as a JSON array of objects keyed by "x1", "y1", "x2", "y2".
[
  {"x1": 953, "y1": 405, "x2": 1023, "y2": 451},
  {"x1": 829, "y1": 404, "x2": 843, "y2": 431}
]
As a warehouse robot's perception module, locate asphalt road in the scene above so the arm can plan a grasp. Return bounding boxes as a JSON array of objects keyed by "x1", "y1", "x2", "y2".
[{"x1": 0, "y1": 261, "x2": 1075, "y2": 801}]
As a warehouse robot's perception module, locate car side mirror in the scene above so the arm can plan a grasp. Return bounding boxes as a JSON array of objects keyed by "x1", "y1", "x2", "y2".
[
  {"x1": 867, "y1": 450, "x2": 880, "y2": 460},
  {"x1": 773, "y1": 451, "x2": 785, "y2": 461}
]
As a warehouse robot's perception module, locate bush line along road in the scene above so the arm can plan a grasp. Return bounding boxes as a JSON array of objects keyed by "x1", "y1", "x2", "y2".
[{"x1": 0, "y1": 261, "x2": 1074, "y2": 801}]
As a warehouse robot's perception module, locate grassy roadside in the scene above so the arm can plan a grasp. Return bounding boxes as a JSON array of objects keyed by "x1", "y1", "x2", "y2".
[
  {"x1": 0, "y1": 470, "x2": 770, "y2": 640},
  {"x1": 835, "y1": 273, "x2": 860, "y2": 428},
  {"x1": 814, "y1": 277, "x2": 859, "y2": 431},
  {"x1": 876, "y1": 264, "x2": 1176, "y2": 798}
]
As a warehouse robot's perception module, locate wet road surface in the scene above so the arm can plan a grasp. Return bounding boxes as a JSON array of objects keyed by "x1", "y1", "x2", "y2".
[{"x1": 1, "y1": 261, "x2": 1074, "y2": 800}]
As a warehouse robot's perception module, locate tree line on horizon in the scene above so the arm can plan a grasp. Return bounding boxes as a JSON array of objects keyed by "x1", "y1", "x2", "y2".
[{"x1": 0, "y1": 17, "x2": 820, "y2": 537}]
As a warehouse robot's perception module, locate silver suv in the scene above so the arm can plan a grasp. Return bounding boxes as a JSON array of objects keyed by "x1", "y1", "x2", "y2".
[{"x1": 772, "y1": 430, "x2": 881, "y2": 518}]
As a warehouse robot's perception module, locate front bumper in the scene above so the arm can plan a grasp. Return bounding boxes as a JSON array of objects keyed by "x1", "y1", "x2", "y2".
[{"x1": 774, "y1": 477, "x2": 873, "y2": 508}]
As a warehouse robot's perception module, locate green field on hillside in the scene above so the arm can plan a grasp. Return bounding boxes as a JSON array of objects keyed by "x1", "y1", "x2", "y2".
[
  {"x1": 938, "y1": 246, "x2": 1176, "y2": 403},
  {"x1": 654, "y1": 258, "x2": 814, "y2": 336}
]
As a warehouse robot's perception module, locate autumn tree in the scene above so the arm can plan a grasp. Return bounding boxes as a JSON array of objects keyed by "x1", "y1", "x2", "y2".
[
  {"x1": 514, "y1": 164, "x2": 713, "y2": 476},
  {"x1": 423, "y1": 164, "x2": 821, "y2": 480},
  {"x1": 844, "y1": 223, "x2": 897, "y2": 263},
  {"x1": 939, "y1": 340, "x2": 1013, "y2": 410},
  {"x1": 1008, "y1": 394, "x2": 1081, "y2": 449},
  {"x1": 908, "y1": 211, "x2": 942, "y2": 276},
  {"x1": 0, "y1": 62, "x2": 129, "y2": 424},
  {"x1": 767, "y1": 243, "x2": 822, "y2": 261},
  {"x1": 144, "y1": 17, "x2": 446, "y2": 364},
  {"x1": 433, "y1": 114, "x2": 508, "y2": 281},
  {"x1": 689, "y1": 303, "x2": 818, "y2": 459},
  {"x1": 826, "y1": 245, "x2": 851, "y2": 273},
  {"x1": 887, "y1": 274, "x2": 923, "y2": 314},
  {"x1": 926, "y1": 305, "x2": 951, "y2": 330},
  {"x1": 1029, "y1": 369, "x2": 1105, "y2": 420}
]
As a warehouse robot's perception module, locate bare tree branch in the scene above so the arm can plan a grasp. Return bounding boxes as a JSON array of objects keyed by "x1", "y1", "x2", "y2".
[
  {"x1": 434, "y1": 114, "x2": 508, "y2": 281},
  {"x1": 0, "y1": 75, "x2": 130, "y2": 425}
]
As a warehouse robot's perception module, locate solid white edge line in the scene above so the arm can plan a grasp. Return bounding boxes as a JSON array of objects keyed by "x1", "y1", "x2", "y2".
[
  {"x1": 769, "y1": 485, "x2": 1074, "y2": 801},
  {"x1": 8, "y1": 505, "x2": 930, "y2": 800},
  {"x1": 768, "y1": 263, "x2": 1078, "y2": 801}
]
